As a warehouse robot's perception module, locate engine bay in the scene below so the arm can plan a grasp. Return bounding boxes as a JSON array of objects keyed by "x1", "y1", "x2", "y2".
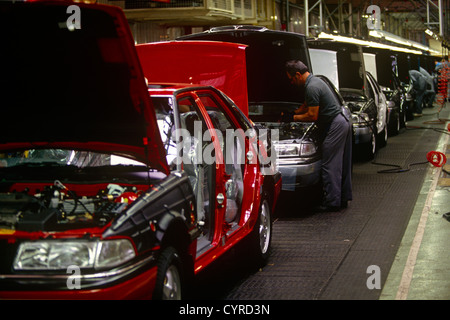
[{"x1": 0, "y1": 181, "x2": 147, "y2": 232}]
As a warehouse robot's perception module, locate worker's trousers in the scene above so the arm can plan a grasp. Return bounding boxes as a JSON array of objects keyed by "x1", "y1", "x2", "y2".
[{"x1": 321, "y1": 113, "x2": 353, "y2": 207}]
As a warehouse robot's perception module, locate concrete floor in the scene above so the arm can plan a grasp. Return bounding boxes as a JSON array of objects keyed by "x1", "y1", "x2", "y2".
[
  {"x1": 190, "y1": 101, "x2": 450, "y2": 301},
  {"x1": 381, "y1": 118, "x2": 450, "y2": 300}
]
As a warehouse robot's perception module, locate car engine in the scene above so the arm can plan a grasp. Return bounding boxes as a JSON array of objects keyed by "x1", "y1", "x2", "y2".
[{"x1": 0, "y1": 181, "x2": 141, "y2": 232}]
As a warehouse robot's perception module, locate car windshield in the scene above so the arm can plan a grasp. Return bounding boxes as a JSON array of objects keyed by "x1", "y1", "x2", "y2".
[
  {"x1": 151, "y1": 96, "x2": 177, "y2": 167},
  {"x1": 0, "y1": 150, "x2": 145, "y2": 168}
]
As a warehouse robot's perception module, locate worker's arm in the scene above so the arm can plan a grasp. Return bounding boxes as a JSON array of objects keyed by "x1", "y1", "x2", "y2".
[
  {"x1": 293, "y1": 103, "x2": 308, "y2": 115},
  {"x1": 293, "y1": 105, "x2": 319, "y2": 122}
]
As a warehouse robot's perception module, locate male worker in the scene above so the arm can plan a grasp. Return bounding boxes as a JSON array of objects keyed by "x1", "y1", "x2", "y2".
[
  {"x1": 282, "y1": 60, "x2": 352, "y2": 212},
  {"x1": 419, "y1": 67, "x2": 436, "y2": 109},
  {"x1": 408, "y1": 69, "x2": 427, "y2": 117}
]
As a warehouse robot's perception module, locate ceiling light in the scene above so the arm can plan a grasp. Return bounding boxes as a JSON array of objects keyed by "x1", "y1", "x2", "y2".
[{"x1": 317, "y1": 32, "x2": 422, "y2": 55}]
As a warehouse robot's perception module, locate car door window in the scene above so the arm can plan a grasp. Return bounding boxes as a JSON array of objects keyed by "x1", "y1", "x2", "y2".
[
  {"x1": 176, "y1": 95, "x2": 215, "y2": 242},
  {"x1": 372, "y1": 77, "x2": 381, "y2": 97},
  {"x1": 366, "y1": 76, "x2": 376, "y2": 101},
  {"x1": 367, "y1": 73, "x2": 381, "y2": 105},
  {"x1": 367, "y1": 73, "x2": 387, "y2": 131},
  {"x1": 151, "y1": 96, "x2": 178, "y2": 168},
  {"x1": 198, "y1": 92, "x2": 244, "y2": 225}
]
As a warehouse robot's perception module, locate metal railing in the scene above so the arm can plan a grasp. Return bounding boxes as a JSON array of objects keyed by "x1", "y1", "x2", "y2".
[{"x1": 99, "y1": 0, "x2": 257, "y2": 20}]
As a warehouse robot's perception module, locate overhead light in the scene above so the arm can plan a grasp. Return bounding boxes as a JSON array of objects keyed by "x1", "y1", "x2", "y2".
[
  {"x1": 384, "y1": 35, "x2": 411, "y2": 47},
  {"x1": 425, "y1": 29, "x2": 434, "y2": 36},
  {"x1": 429, "y1": 48, "x2": 440, "y2": 54},
  {"x1": 367, "y1": 29, "x2": 436, "y2": 54},
  {"x1": 411, "y1": 42, "x2": 430, "y2": 51},
  {"x1": 317, "y1": 32, "x2": 422, "y2": 55},
  {"x1": 368, "y1": 30, "x2": 383, "y2": 38}
]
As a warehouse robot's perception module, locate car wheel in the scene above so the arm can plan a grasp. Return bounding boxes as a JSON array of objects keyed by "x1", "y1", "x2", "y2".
[
  {"x1": 153, "y1": 247, "x2": 183, "y2": 300},
  {"x1": 250, "y1": 197, "x2": 272, "y2": 265},
  {"x1": 365, "y1": 126, "x2": 377, "y2": 160},
  {"x1": 389, "y1": 111, "x2": 400, "y2": 136},
  {"x1": 395, "y1": 114, "x2": 401, "y2": 134},
  {"x1": 377, "y1": 125, "x2": 388, "y2": 148},
  {"x1": 405, "y1": 101, "x2": 414, "y2": 121},
  {"x1": 400, "y1": 108, "x2": 407, "y2": 129}
]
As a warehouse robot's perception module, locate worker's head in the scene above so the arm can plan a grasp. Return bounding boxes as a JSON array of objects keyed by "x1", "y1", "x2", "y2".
[{"x1": 286, "y1": 60, "x2": 310, "y2": 87}]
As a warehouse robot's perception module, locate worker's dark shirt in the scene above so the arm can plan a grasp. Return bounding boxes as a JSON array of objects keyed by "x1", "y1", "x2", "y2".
[
  {"x1": 305, "y1": 74, "x2": 341, "y2": 127},
  {"x1": 409, "y1": 70, "x2": 427, "y2": 91}
]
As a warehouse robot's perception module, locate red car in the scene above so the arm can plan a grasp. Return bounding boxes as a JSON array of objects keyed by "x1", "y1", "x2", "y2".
[{"x1": 0, "y1": 1, "x2": 280, "y2": 299}]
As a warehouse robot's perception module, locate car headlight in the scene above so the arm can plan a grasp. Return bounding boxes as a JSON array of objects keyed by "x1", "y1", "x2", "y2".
[
  {"x1": 275, "y1": 142, "x2": 316, "y2": 157},
  {"x1": 13, "y1": 239, "x2": 135, "y2": 271},
  {"x1": 352, "y1": 112, "x2": 370, "y2": 125},
  {"x1": 299, "y1": 142, "x2": 316, "y2": 156},
  {"x1": 275, "y1": 143, "x2": 299, "y2": 157}
]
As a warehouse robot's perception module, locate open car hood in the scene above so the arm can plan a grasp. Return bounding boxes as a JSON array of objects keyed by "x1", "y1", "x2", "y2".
[
  {"x1": 136, "y1": 41, "x2": 249, "y2": 115},
  {"x1": 177, "y1": 27, "x2": 311, "y2": 107},
  {"x1": 308, "y1": 40, "x2": 368, "y2": 96},
  {"x1": 0, "y1": 1, "x2": 169, "y2": 174}
]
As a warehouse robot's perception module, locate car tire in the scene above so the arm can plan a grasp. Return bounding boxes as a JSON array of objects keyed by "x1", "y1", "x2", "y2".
[
  {"x1": 249, "y1": 197, "x2": 272, "y2": 266},
  {"x1": 405, "y1": 101, "x2": 414, "y2": 121},
  {"x1": 400, "y1": 108, "x2": 407, "y2": 129},
  {"x1": 153, "y1": 246, "x2": 183, "y2": 300},
  {"x1": 361, "y1": 126, "x2": 377, "y2": 160},
  {"x1": 377, "y1": 125, "x2": 388, "y2": 148},
  {"x1": 389, "y1": 111, "x2": 400, "y2": 136}
]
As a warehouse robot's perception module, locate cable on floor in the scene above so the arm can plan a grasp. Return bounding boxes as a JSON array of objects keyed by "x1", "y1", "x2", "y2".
[{"x1": 372, "y1": 151, "x2": 447, "y2": 174}]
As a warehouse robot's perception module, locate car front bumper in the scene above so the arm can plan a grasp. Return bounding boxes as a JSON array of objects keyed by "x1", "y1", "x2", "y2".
[
  {"x1": 276, "y1": 159, "x2": 322, "y2": 191},
  {"x1": 353, "y1": 125, "x2": 372, "y2": 145},
  {"x1": 0, "y1": 254, "x2": 157, "y2": 300}
]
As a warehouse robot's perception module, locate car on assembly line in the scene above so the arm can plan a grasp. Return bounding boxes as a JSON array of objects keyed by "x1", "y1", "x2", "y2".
[
  {"x1": 308, "y1": 40, "x2": 388, "y2": 160},
  {"x1": 147, "y1": 82, "x2": 281, "y2": 289},
  {"x1": 174, "y1": 26, "x2": 324, "y2": 192},
  {"x1": 342, "y1": 71, "x2": 389, "y2": 159},
  {"x1": 137, "y1": 35, "x2": 352, "y2": 200},
  {"x1": 363, "y1": 50, "x2": 407, "y2": 135},
  {"x1": 0, "y1": 1, "x2": 280, "y2": 300}
]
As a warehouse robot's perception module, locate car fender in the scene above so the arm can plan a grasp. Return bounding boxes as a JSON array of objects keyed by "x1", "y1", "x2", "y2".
[
  {"x1": 155, "y1": 210, "x2": 188, "y2": 243},
  {"x1": 103, "y1": 172, "x2": 198, "y2": 253}
]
